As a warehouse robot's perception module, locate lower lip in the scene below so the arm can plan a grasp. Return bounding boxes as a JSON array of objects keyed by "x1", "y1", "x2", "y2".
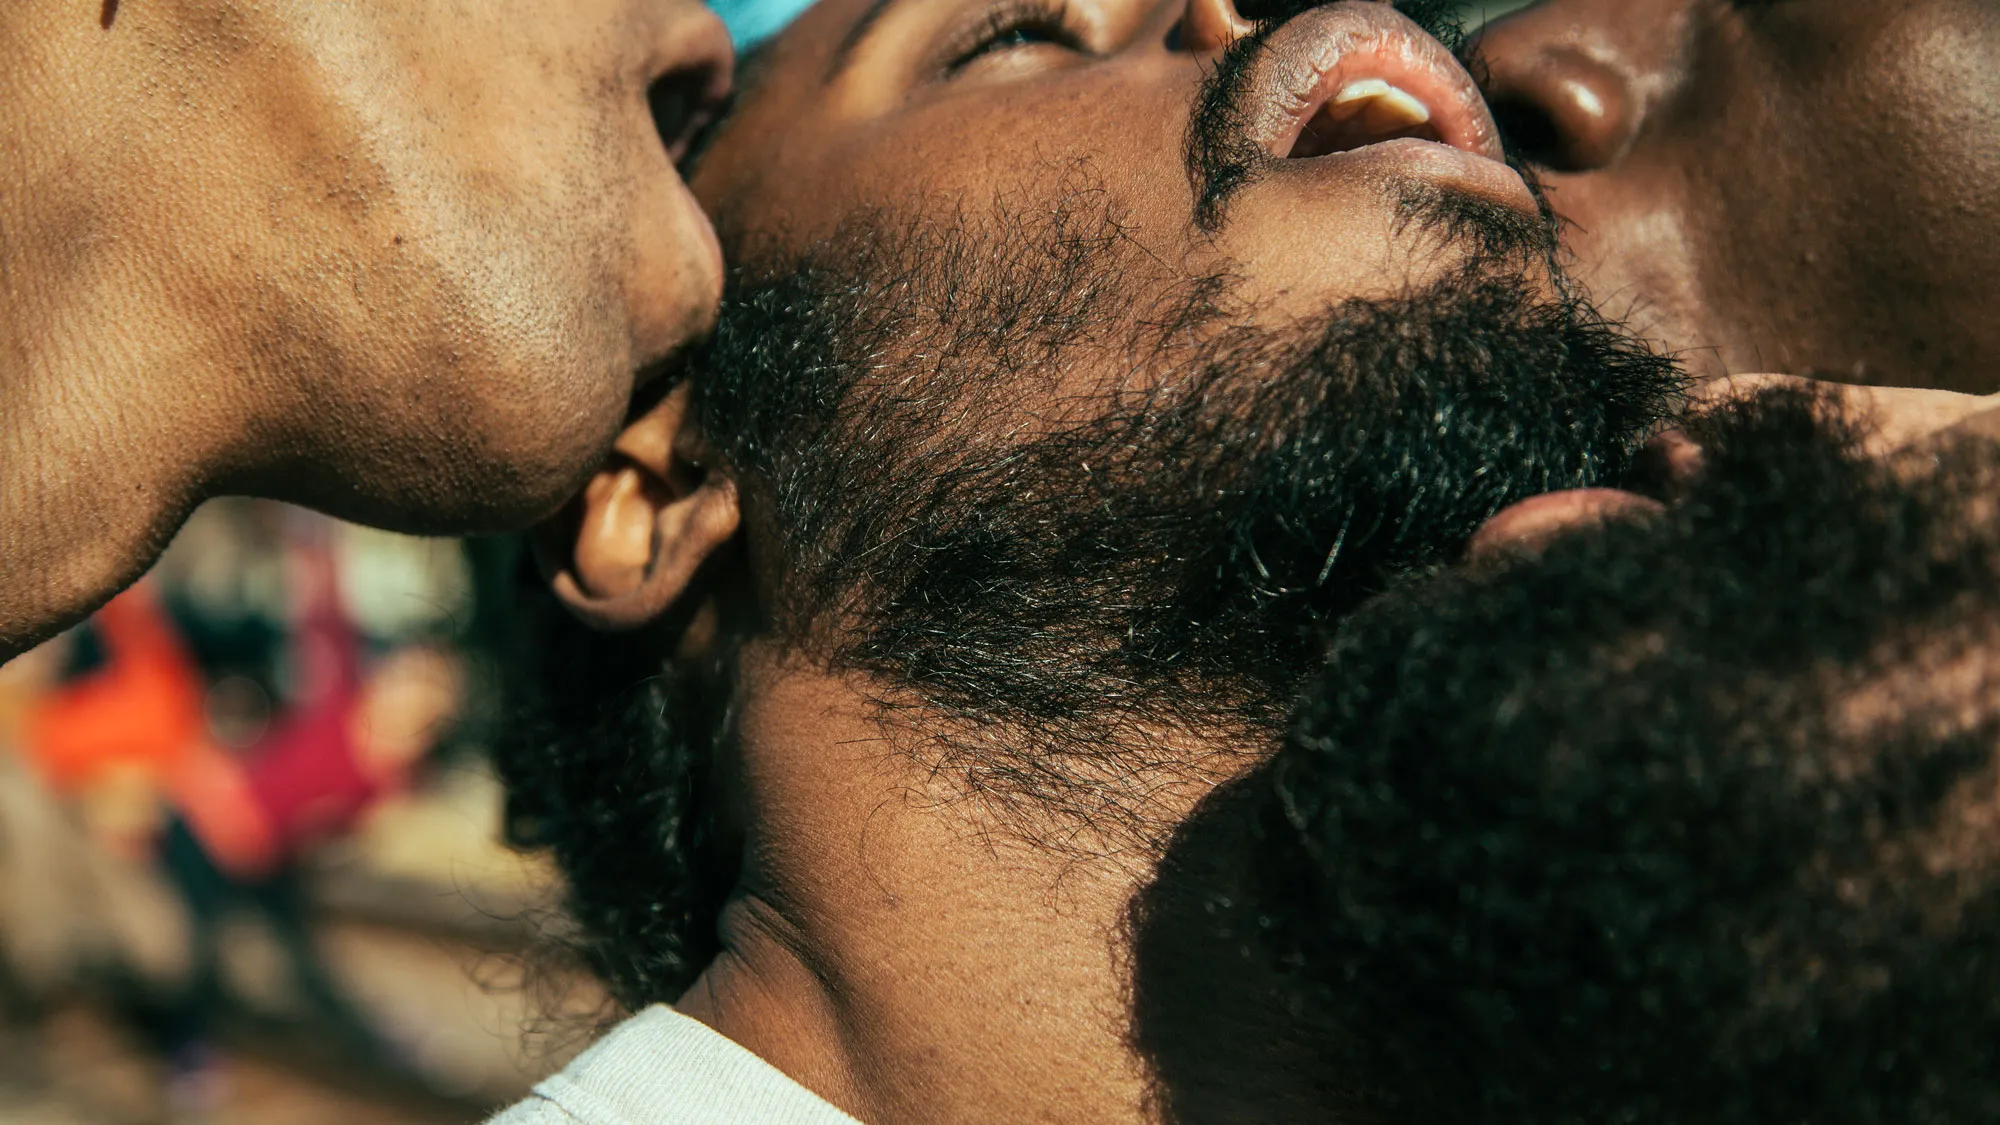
[{"x1": 1302, "y1": 136, "x2": 1540, "y2": 216}]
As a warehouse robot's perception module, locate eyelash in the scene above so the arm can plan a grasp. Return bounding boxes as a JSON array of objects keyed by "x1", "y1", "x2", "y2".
[{"x1": 945, "y1": 1, "x2": 1087, "y2": 73}]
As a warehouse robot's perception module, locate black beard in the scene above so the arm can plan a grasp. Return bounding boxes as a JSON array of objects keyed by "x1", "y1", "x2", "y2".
[
  {"x1": 497, "y1": 185, "x2": 1679, "y2": 1012},
  {"x1": 699, "y1": 195, "x2": 1677, "y2": 784},
  {"x1": 1132, "y1": 388, "x2": 2000, "y2": 1125},
  {"x1": 1238, "y1": 0, "x2": 1468, "y2": 51},
  {"x1": 498, "y1": 593, "x2": 733, "y2": 1016}
]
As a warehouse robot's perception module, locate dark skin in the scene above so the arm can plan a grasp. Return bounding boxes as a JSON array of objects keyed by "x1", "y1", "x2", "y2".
[
  {"x1": 0, "y1": 0, "x2": 731, "y2": 662},
  {"x1": 541, "y1": 4, "x2": 2000, "y2": 1120},
  {"x1": 692, "y1": 0, "x2": 1539, "y2": 325},
  {"x1": 551, "y1": 4, "x2": 1557, "y2": 1121},
  {"x1": 1472, "y1": 0, "x2": 2000, "y2": 391}
]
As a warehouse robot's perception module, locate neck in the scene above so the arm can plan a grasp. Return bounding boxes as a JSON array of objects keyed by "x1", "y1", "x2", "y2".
[
  {"x1": 678, "y1": 644, "x2": 1244, "y2": 1125},
  {"x1": 0, "y1": 346, "x2": 216, "y2": 662}
]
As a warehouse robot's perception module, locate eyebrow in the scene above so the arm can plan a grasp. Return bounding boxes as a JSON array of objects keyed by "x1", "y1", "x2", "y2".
[{"x1": 826, "y1": 0, "x2": 904, "y2": 81}]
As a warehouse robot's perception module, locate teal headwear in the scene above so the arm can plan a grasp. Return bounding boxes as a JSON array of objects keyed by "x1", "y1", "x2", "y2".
[{"x1": 709, "y1": 0, "x2": 818, "y2": 50}]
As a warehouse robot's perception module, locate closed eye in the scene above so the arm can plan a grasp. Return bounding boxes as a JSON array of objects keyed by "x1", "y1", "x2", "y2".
[{"x1": 945, "y1": 1, "x2": 1089, "y2": 75}]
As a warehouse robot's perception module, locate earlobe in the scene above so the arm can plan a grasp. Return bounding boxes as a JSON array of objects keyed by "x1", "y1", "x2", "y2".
[{"x1": 542, "y1": 384, "x2": 741, "y2": 631}]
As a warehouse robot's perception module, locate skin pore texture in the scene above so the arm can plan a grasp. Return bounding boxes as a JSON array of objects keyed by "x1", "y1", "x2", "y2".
[
  {"x1": 501, "y1": 2, "x2": 1692, "y2": 1123},
  {"x1": 0, "y1": 0, "x2": 730, "y2": 662},
  {"x1": 1131, "y1": 389, "x2": 2000, "y2": 1123},
  {"x1": 1471, "y1": 0, "x2": 2000, "y2": 391}
]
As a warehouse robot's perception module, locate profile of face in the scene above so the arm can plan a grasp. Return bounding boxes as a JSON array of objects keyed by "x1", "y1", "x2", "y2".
[
  {"x1": 1, "y1": 0, "x2": 736, "y2": 662},
  {"x1": 1472, "y1": 0, "x2": 2000, "y2": 391},
  {"x1": 50, "y1": 0, "x2": 741, "y2": 524},
  {"x1": 512, "y1": 0, "x2": 1685, "y2": 1012},
  {"x1": 249, "y1": 0, "x2": 732, "y2": 529}
]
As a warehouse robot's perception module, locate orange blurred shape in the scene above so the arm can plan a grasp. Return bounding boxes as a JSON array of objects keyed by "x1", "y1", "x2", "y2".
[{"x1": 21, "y1": 583, "x2": 204, "y2": 792}]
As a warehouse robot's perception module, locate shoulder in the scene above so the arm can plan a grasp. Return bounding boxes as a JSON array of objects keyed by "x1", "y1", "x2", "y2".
[
  {"x1": 484, "y1": 1093, "x2": 585, "y2": 1125},
  {"x1": 486, "y1": 1006, "x2": 862, "y2": 1125}
]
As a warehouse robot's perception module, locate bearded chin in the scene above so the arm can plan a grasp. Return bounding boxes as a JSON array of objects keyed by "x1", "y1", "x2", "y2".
[
  {"x1": 495, "y1": 195, "x2": 1680, "y2": 1007},
  {"x1": 691, "y1": 201, "x2": 1682, "y2": 827}
]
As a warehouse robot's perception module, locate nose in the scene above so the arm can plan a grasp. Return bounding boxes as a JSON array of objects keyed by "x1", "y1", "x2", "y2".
[
  {"x1": 637, "y1": 1, "x2": 734, "y2": 162},
  {"x1": 610, "y1": 0, "x2": 734, "y2": 368},
  {"x1": 1180, "y1": 0, "x2": 1254, "y2": 53},
  {"x1": 1471, "y1": 0, "x2": 1683, "y2": 171}
]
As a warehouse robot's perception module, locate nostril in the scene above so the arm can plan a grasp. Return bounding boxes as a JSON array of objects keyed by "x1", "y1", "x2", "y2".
[
  {"x1": 1490, "y1": 96, "x2": 1566, "y2": 168},
  {"x1": 1478, "y1": 50, "x2": 1636, "y2": 172},
  {"x1": 648, "y1": 61, "x2": 728, "y2": 167}
]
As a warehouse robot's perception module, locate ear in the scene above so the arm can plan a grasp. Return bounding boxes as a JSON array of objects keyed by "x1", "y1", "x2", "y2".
[{"x1": 540, "y1": 383, "x2": 739, "y2": 631}]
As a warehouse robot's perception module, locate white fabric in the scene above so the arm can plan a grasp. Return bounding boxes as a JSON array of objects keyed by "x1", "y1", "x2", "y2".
[{"x1": 488, "y1": 1005, "x2": 862, "y2": 1125}]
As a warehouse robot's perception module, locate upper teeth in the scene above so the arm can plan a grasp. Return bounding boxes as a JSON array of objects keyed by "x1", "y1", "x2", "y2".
[{"x1": 1332, "y1": 79, "x2": 1432, "y2": 131}]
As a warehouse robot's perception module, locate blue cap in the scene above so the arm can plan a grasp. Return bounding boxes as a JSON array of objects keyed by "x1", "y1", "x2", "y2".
[{"x1": 709, "y1": 0, "x2": 818, "y2": 50}]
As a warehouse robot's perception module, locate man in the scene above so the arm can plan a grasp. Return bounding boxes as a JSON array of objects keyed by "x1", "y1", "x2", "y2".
[
  {"x1": 1130, "y1": 387, "x2": 2000, "y2": 1123},
  {"x1": 493, "y1": 1, "x2": 1694, "y2": 1121},
  {"x1": 1471, "y1": 0, "x2": 2000, "y2": 391},
  {"x1": 1, "y1": 0, "x2": 732, "y2": 662}
]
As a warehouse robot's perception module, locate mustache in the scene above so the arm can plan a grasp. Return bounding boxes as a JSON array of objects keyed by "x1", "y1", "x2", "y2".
[
  {"x1": 1236, "y1": 0, "x2": 1467, "y2": 49},
  {"x1": 1184, "y1": 0, "x2": 1476, "y2": 231}
]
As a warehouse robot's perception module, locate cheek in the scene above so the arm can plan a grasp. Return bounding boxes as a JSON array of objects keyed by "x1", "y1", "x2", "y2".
[
  {"x1": 1685, "y1": 6, "x2": 2000, "y2": 345},
  {"x1": 1824, "y1": 11, "x2": 2000, "y2": 242},
  {"x1": 1694, "y1": 1, "x2": 2000, "y2": 249},
  {"x1": 700, "y1": 77, "x2": 1198, "y2": 264}
]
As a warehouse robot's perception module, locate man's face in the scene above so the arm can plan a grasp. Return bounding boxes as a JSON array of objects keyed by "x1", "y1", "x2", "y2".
[
  {"x1": 680, "y1": 0, "x2": 1683, "y2": 791},
  {"x1": 1473, "y1": 0, "x2": 2000, "y2": 391},
  {"x1": 506, "y1": 1, "x2": 1687, "y2": 1012},
  {"x1": 693, "y1": 0, "x2": 1543, "y2": 315}
]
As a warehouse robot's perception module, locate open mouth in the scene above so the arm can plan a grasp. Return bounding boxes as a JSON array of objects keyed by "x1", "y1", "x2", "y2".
[
  {"x1": 1248, "y1": 3, "x2": 1504, "y2": 163},
  {"x1": 1293, "y1": 77, "x2": 1443, "y2": 157}
]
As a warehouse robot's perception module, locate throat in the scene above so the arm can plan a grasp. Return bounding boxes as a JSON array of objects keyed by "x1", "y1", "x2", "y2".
[
  {"x1": 676, "y1": 843, "x2": 1162, "y2": 1125},
  {"x1": 673, "y1": 648, "x2": 1243, "y2": 1125}
]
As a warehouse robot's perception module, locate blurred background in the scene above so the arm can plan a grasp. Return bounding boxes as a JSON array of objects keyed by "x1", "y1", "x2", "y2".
[
  {"x1": 0, "y1": 501, "x2": 602, "y2": 1125},
  {"x1": 0, "y1": 5, "x2": 1535, "y2": 1123}
]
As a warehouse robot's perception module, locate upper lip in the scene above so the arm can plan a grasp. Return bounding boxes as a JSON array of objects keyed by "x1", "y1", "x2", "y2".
[{"x1": 1245, "y1": 3, "x2": 1504, "y2": 163}]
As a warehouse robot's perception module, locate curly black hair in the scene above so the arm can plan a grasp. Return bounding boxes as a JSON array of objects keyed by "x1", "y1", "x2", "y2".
[{"x1": 1133, "y1": 388, "x2": 2000, "y2": 1124}]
